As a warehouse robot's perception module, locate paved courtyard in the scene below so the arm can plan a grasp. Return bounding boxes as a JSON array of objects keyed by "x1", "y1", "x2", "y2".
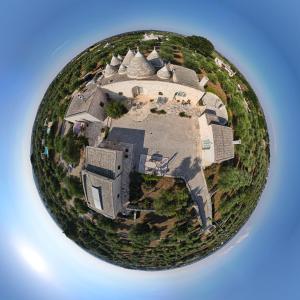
[
  {"x1": 107, "y1": 113, "x2": 212, "y2": 227},
  {"x1": 108, "y1": 114, "x2": 199, "y2": 173}
]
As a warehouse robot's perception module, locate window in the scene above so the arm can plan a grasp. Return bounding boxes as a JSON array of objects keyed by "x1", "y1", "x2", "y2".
[
  {"x1": 125, "y1": 154, "x2": 128, "y2": 158},
  {"x1": 202, "y1": 139, "x2": 212, "y2": 150},
  {"x1": 117, "y1": 165, "x2": 121, "y2": 170},
  {"x1": 118, "y1": 92, "x2": 123, "y2": 96},
  {"x1": 100, "y1": 102, "x2": 104, "y2": 107},
  {"x1": 125, "y1": 148, "x2": 129, "y2": 152},
  {"x1": 117, "y1": 194, "x2": 120, "y2": 198}
]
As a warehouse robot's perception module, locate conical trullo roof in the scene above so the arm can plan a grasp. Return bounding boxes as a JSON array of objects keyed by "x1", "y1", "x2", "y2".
[
  {"x1": 110, "y1": 54, "x2": 121, "y2": 67},
  {"x1": 104, "y1": 64, "x2": 117, "y2": 78},
  {"x1": 127, "y1": 50, "x2": 156, "y2": 79},
  {"x1": 118, "y1": 63, "x2": 127, "y2": 75},
  {"x1": 147, "y1": 48, "x2": 164, "y2": 68},
  {"x1": 122, "y1": 49, "x2": 135, "y2": 67},
  {"x1": 157, "y1": 64, "x2": 171, "y2": 79}
]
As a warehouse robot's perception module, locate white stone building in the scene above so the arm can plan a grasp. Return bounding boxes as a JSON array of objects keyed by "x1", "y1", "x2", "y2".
[
  {"x1": 199, "y1": 110, "x2": 235, "y2": 168},
  {"x1": 142, "y1": 33, "x2": 162, "y2": 41},
  {"x1": 64, "y1": 84, "x2": 107, "y2": 124},
  {"x1": 215, "y1": 57, "x2": 236, "y2": 77},
  {"x1": 82, "y1": 146, "x2": 124, "y2": 219},
  {"x1": 98, "y1": 49, "x2": 205, "y2": 105}
]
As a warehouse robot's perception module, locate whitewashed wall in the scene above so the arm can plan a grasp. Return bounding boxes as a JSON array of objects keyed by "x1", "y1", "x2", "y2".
[
  {"x1": 199, "y1": 114, "x2": 215, "y2": 167},
  {"x1": 102, "y1": 80, "x2": 205, "y2": 105}
]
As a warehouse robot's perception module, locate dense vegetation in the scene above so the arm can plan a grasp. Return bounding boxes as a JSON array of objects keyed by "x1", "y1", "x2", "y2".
[
  {"x1": 31, "y1": 30, "x2": 269, "y2": 270},
  {"x1": 105, "y1": 100, "x2": 128, "y2": 119}
]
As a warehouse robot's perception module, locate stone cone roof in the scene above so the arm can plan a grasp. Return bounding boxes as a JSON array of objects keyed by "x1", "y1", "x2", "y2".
[
  {"x1": 122, "y1": 49, "x2": 135, "y2": 67},
  {"x1": 127, "y1": 51, "x2": 156, "y2": 79},
  {"x1": 147, "y1": 48, "x2": 164, "y2": 68},
  {"x1": 118, "y1": 63, "x2": 127, "y2": 75},
  {"x1": 110, "y1": 55, "x2": 121, "y2": 67},
  {"x1": 104, "y1": 64, "x2": 117, "y2": 78},
  {"x1": 157, "y1": 64, "x2": 171, "y2": 79}
]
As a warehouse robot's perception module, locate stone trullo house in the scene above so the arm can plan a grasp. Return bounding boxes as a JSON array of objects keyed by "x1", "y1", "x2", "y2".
[
  {"x1": 98, "y1": 48, "x2": 206, "y2": 105},
  {"x1": 64, "y1": 84, "x2": 108, "y2": 124},
  {"x1": 64, "y1": 47, "x2": 236, "y2": 221}
]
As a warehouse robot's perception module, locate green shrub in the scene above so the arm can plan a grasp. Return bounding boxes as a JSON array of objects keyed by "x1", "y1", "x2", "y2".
[
  {"x1": 218, "y1": 167, "x2": 252, "y2": 192},
  {"x1": 179, "y1": 111, "x2": 191, "y2": 118},
  {"x1": 105, "y1": 101, "x2": 128, "y2": 118},
  {"x1": 154, "y1": 190, "x2": 189, "y2": 217},
  {"x1": 74, "y1": 198, "x2": 89, "y2": 214},
  {"x1": 129, "y1": 223, "x2": 160, "y2": 245},
  {"x1": 61, "y1": 132, "x2": 88, "y2": 165},
  {"x1": 186, "y1": 35, "x2": 214, "y2": 56},
  {"x1": 64, "y1": 176, "x2": 84, "y2": 197},
  {"x1": 150, "y1": 108, "x2": 166, "y2": 114},
  {"x1": 207, "y1": 73, "x2": 218, "y2": 84}
]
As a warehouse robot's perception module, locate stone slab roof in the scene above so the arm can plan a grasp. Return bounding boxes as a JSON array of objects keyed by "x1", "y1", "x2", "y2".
[
  {"x1": 118, "y1": 63, "x2": 127, "y2": 75},
  {"x1": 85, "y1": 146, "x2": 123, "y2": 179},
  {"x1": 82, "y1": 170, "x2": 121, "y2": 219},
  {"x1": 110, "y1": 55, "x2": 121, "y2": 67},
  {"x1": 104, "y1": 63, "x2": 117, "y2": 78},
  {"x1": 65, "y1": 84, "x2": 107, "y2": 121},
  {"x1": 203, "y1": 109, "x2": 221, "y2": 125},
  {"x1": 171, "y1": 65, "x2": 201, "y2": 90},
  {"x1": 157, "y1": 64, "x2": 171, "y2": 79},
  {"x1": 122, "y1": 49, "x2": 135, "y2": 67},
  {"x1": 147, "y1": 49, "x2": 164, "y2": 69},
  {"x1": 127, "y1": 51, "x2": 156, "y2": 79},
  {"x1": 211, "y1": 124, "x2": 234, "y2": 163}
]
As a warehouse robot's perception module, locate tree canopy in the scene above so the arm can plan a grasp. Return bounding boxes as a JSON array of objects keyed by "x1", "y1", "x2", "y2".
[
  {"x1": 218, "y1": 167, "x2": 252, "y2": 192},
  {"x1": 186, "y1": 35, "x2": 214, "y2": 56},
  {"x1": 154, "y1": 190, "x2": 189, "y2": 217},
  {"x1": 105, "y1": 100, "x2": 128, "y2": 119},
  {"x1": 129, "y1": 223, "x2": 160, "y2": 246}
]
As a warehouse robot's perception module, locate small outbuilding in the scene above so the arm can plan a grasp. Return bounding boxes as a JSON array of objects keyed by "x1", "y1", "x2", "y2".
[
  {"x1": 64, "y1": 84, "x2": 107, "y2": 124},
  {"x1": 199, "y1": 111, "x2": 234, "y2": 167},
  {"x1": 82, "y1": 146, "x2": 124, "y2": 219}
]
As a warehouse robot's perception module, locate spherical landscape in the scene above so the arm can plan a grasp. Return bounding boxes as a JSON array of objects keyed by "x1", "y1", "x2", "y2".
[{"x1": 31, "y1": 30, "x2": 269, "y2": 270}]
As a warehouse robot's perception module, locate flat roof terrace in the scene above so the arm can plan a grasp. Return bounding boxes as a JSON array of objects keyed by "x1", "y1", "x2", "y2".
[{"x1": 106, "y1": 113, "x2": 200, "y2": 175}]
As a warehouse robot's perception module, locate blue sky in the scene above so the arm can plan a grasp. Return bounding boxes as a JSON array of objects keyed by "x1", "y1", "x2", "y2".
[{"x1": 1, "y1": 0, "x2": 300, "y2": 299}]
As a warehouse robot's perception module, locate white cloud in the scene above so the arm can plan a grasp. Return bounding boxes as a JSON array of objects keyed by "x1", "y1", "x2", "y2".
[
  {"x1": 235, "y1": 231, "x2": 250, "y2": 244},
  {"x1": 14, "y1": 237, "x2": 51, "y2": 279}
]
